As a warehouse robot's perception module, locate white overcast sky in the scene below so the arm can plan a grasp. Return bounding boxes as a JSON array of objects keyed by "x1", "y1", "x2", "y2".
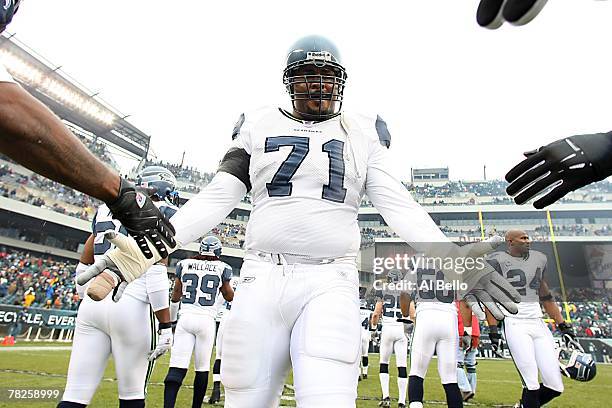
[{"x1": 7, "y1": 0, "x2": 612, "y2": 181}]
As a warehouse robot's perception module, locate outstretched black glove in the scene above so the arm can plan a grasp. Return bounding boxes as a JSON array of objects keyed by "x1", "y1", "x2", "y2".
[
  {"x1": 477, "y1": 0, "x2": 549, "y2": 29},
  {"x1": 106, "y1": 178, "x2": 176, "y2": 259},
  {"x1": 505, "y1": 132, "x2": 612, "y2": 209}
]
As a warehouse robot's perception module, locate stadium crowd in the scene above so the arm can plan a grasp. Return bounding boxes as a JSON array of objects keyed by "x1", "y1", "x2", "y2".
[{"x1": 0, "y1": 248, "x2": 79, "y2": 310}]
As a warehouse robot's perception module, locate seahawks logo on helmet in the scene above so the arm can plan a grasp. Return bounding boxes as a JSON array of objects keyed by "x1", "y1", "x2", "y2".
[
  {"x1": 199, "y1": 236, "x2": 222, "y2": 258},
  {"x1": 557, "y1": 338, "x2": 597, "y2": 382},
  {"x1": 386, "y1": 269, "x2": 403, "y2": 283},
  {"x1": 136, "y1": 166, "x2": 178, "y2": 204}
]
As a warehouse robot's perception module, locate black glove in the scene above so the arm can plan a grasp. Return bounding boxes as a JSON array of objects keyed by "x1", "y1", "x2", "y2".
[
  {"x1": 106, "y1": 178, "x2": 176, "y2": 259},
  {"x1": 477, "y1": 0, "x2": 548, "y2": 29},
  {"x1": 505, "y1": 132, "x2": 612, "y2": 209},
  {"x1": 488, "y1": 326, "x2": 504, "y2": 358},
  {"x1": 558, "y1": 322, "x2": 576, "y2": 347},
  {"x1": 461, "y1": 331, "x2": 473, "y2": 351}
]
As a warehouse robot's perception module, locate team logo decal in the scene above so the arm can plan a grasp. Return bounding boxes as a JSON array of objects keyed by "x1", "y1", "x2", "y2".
[{"x1": 135, "y1": 192, "x2": 147, "y2": 208}]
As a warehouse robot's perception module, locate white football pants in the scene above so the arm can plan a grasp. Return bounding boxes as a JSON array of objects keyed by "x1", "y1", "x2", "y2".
[
  {"x1": 379, "y1": 324, "x2": 408, "y2": 367},
  {"x1": 220, "y1": 256, "x2": 361, "y2": 408},
  {"x1": 169, "y1": 313, "x2": 216, "y2": 371},
  {"x1": 503, "y1": 317, "x2": 564, "y2": 392},
  {"x1": 409, "y1": 308, "x2": 458, "y2": 384},
  {"x1": 61, "y1": 295, "x2": 155, "y2": 404}
]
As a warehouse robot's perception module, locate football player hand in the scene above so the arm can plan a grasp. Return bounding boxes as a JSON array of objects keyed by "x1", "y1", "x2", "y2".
[
  {"x1": 461, "y1": 331, "x2": 473, "y2": 351},
  {"x1": 558, "y1": 322, "x2": 576, "y2": 347},
  {"x1": 488, "y1": 326, "x2": 504, "y2": 358},
  {"x1": 148, "y1": 326, "x2": 173, "y2": 361},
  {"x1": 462, "y1": 263, "x2": 521, "y2": 321},
  {"x1": 77, "y1": 231, "x2": 162, "y2": 300},
  {"x1": 505, "y1": 132, "x2": 612, "y2": 209},
  {"x1": 477, "y1": 0, "x2": 549, "y2": 29},
  {"x1": 106, "y1": 178, "x2": 176, "y2": 259}
]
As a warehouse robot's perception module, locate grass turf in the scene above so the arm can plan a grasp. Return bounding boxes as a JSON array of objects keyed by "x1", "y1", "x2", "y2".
[{"x1": 0, "y1": 346, "x2": 609, "y2": 407}]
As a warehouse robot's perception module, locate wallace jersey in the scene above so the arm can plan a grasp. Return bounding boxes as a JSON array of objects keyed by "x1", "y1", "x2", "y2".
[
  {"x1": 91, "y1": 202, "x2": 177, "y2": 302},
  {"x1": 486, "y1": 250, "x2": 547, "y2": 319},
  {"x1": 411, "y1": 268, "x2": 456, "y2": 314},
  {"x1": 231, "y1": 107, "x2": 385, "y2": 259},
  {"x1": 175, "y1": 258, "x2": 232, "y2": 318}
]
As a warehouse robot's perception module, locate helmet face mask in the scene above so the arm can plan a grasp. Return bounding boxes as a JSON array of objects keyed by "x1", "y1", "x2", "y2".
[{"x1": 283, "y1": 35, "x2": 347, "y2": 121}]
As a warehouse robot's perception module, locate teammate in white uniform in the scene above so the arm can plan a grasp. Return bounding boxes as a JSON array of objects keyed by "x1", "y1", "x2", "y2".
[
  {"x1": 58, "y1": 167, "x2": 178, "y2": 408},
  {"x1": 372, "y1": 270, "x2": 410, "y2": 408},
  {"x1": 359, "y1": 298, "x2": 373, "y2": 380},
  {"x1": 209, "y1": 276, "x2": 239, "y2": 404},
  {"x1": 80, "y1": 35, "x2": 520, "y2": 408},
  {"x1": 486, "y1": 230, "x2": 575, "y2": 408},
  {"x1": 164, "y1": 236, "x2": 234, "y2": 408},
  {"x1": 407, "y1": 266, "x2": 463, "y2": 408}
]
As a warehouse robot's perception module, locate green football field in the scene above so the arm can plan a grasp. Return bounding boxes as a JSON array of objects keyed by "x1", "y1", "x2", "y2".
[{"x1": 0, "y1": 343, "x2": 609, "y2": 407}]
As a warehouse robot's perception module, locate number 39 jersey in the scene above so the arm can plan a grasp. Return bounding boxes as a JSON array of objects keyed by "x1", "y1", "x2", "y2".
[
  {"x1": 485, "y1": 250, "x2": 547, "y2": 319},
  {"x1": 232, "y1": 107, "x2": 384, "y2": 259},
  {"x1": 175, "y1": 258, "x2": 232, "y2": 318}
]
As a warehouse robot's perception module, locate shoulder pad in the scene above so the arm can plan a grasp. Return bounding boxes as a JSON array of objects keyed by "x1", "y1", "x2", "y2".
[{"x1": 375, "y1": 115, "x2": 391, "y2": 148}]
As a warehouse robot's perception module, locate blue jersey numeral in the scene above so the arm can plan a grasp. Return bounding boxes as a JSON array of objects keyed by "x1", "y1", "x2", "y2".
[
  {"x1": 94, "y1": 221, "x2": 127, "y2": 255},
  {"x1": 382, "y1": 294, "x2": 402, "y2": 319},
  {"x1": 181, "y1": 273, "x2": 221, "y2": 306},
  {"x1": 417, "y1": 268, "x2": 455, "y2": 303},
  {"x1": 265, "y1": 137, "x2": 347, "y2": 203}
]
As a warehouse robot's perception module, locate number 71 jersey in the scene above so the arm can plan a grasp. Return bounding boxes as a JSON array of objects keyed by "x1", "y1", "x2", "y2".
[
  {"x1": 175, "y1": 258, "x2": 232, "y2": 318},
  {"x1": 485, "y1": 250, "x2": 547, "y2": 319},
  {"x1": 231, "y1": 107, "x2": 384, "y2": 259}
]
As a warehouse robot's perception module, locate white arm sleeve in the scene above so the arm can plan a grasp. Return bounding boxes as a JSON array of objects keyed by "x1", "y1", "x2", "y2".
[
  {"x1": 365, "y1": 142, "x2": 450, "y2": 253},
  {"x1": 149, "y1": 289, "x2": 170, "y2": 312},
  {"x1": 171, "y1": 172, "x2": 247, "y2": 247},
  {"x1": 145, "y1": 264, "x2": 170, "y2": 311},
  {"x1": 75, "y1": 262, "x2": 89, "y2": 298}
]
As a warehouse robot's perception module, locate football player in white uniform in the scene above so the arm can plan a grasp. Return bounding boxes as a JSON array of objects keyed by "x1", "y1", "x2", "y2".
[
  {"x1": 372, "y1": 270, "x2": 411, "y2": 408},
  {"x1": 209, "y1": 275, "x2": 239, "y2": 404},
  {"x1": 407, "y1": 266, "x2": 463, "y2": 408},
  {"x1": 358, "y1": 298, "x2": 374, "y2": 380},
  {"x1": 164, "y1": 236, "x2": 234, "y2": 408},
  {"x1": 485, "y1": 230, "x2": 575, "y2": 408},
  {"x1": 79, "y1": 35, "x2": 521, "y2": 407},
  {"x1": 57, "y1": 167, "x2": 178, "y2": 408}
]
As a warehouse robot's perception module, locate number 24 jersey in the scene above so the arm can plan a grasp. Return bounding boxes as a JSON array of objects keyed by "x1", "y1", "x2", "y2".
[{"x1": 485, "y1": 250, "x2": 547, "y2": 319}]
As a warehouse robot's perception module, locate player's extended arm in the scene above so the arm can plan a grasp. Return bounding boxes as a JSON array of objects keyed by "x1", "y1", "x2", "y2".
[
  {"x1": 0, "y1": 82, "x2": 177, "y2": 258},
  {"x1": 505, "y1": 131, "x2": 612, "y2": 209},
  {"x1": 365, "y1": 143, "x2": 520, "y2": 319},
  {"x1": 0, "y1": 82, "x2": 119, "y2": 202},
  {"x1": 78, "y1": 168, "x2": 247, "y2": 299},
  {"x1": 371, "y1": 301, "x2": 383, "y2": 327}
]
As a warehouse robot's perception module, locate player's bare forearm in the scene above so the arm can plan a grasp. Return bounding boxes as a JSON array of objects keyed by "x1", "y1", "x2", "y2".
[
  {"x1": 220, "y1": 281, "x2": 234, "y2": 302},
  {"x1": 154, "y1": 308, "x2": 171, "y2": 324},
  {"x1": 0, "y1": 83, "x2": 120, "y2": 202},
  {"x1": 171, "y1": 278, "x2": 182, "y2": 303},
  {"x1": 80, "y1": 235, "x2": 95, "y2": 265},
  {"x1": 459, "y1": 300, "x2": 472, "y2": 327},
  {"x1": 542, "y1": 300, "x2": 564, "y2": 324},
  {"x1": 371, "y1": 302, "x2": 382, "y2": 326},
  {"x1": 399, "y1": 292, "x2": 410, "y2": 317}
]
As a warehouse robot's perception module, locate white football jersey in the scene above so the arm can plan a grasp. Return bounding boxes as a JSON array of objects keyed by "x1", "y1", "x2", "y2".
[
  {"x1": 375, "y1": 290, "x2": 404, "y2": 326},
  {"x1": 486, "y1": 250, "x2": 547, "y2": 319},
  {"x1": 360, "y1": 307, "x2": 372, "y2": 330},
  {"x1": 92, "y1": 202, "x2": 177, "y2": 303},
  {"x1": 176, "y1": 258, "x2": 232, "y2": 318},
  {"x1": 412, "y1": 268, "x2": 456, "y2": 314}
]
